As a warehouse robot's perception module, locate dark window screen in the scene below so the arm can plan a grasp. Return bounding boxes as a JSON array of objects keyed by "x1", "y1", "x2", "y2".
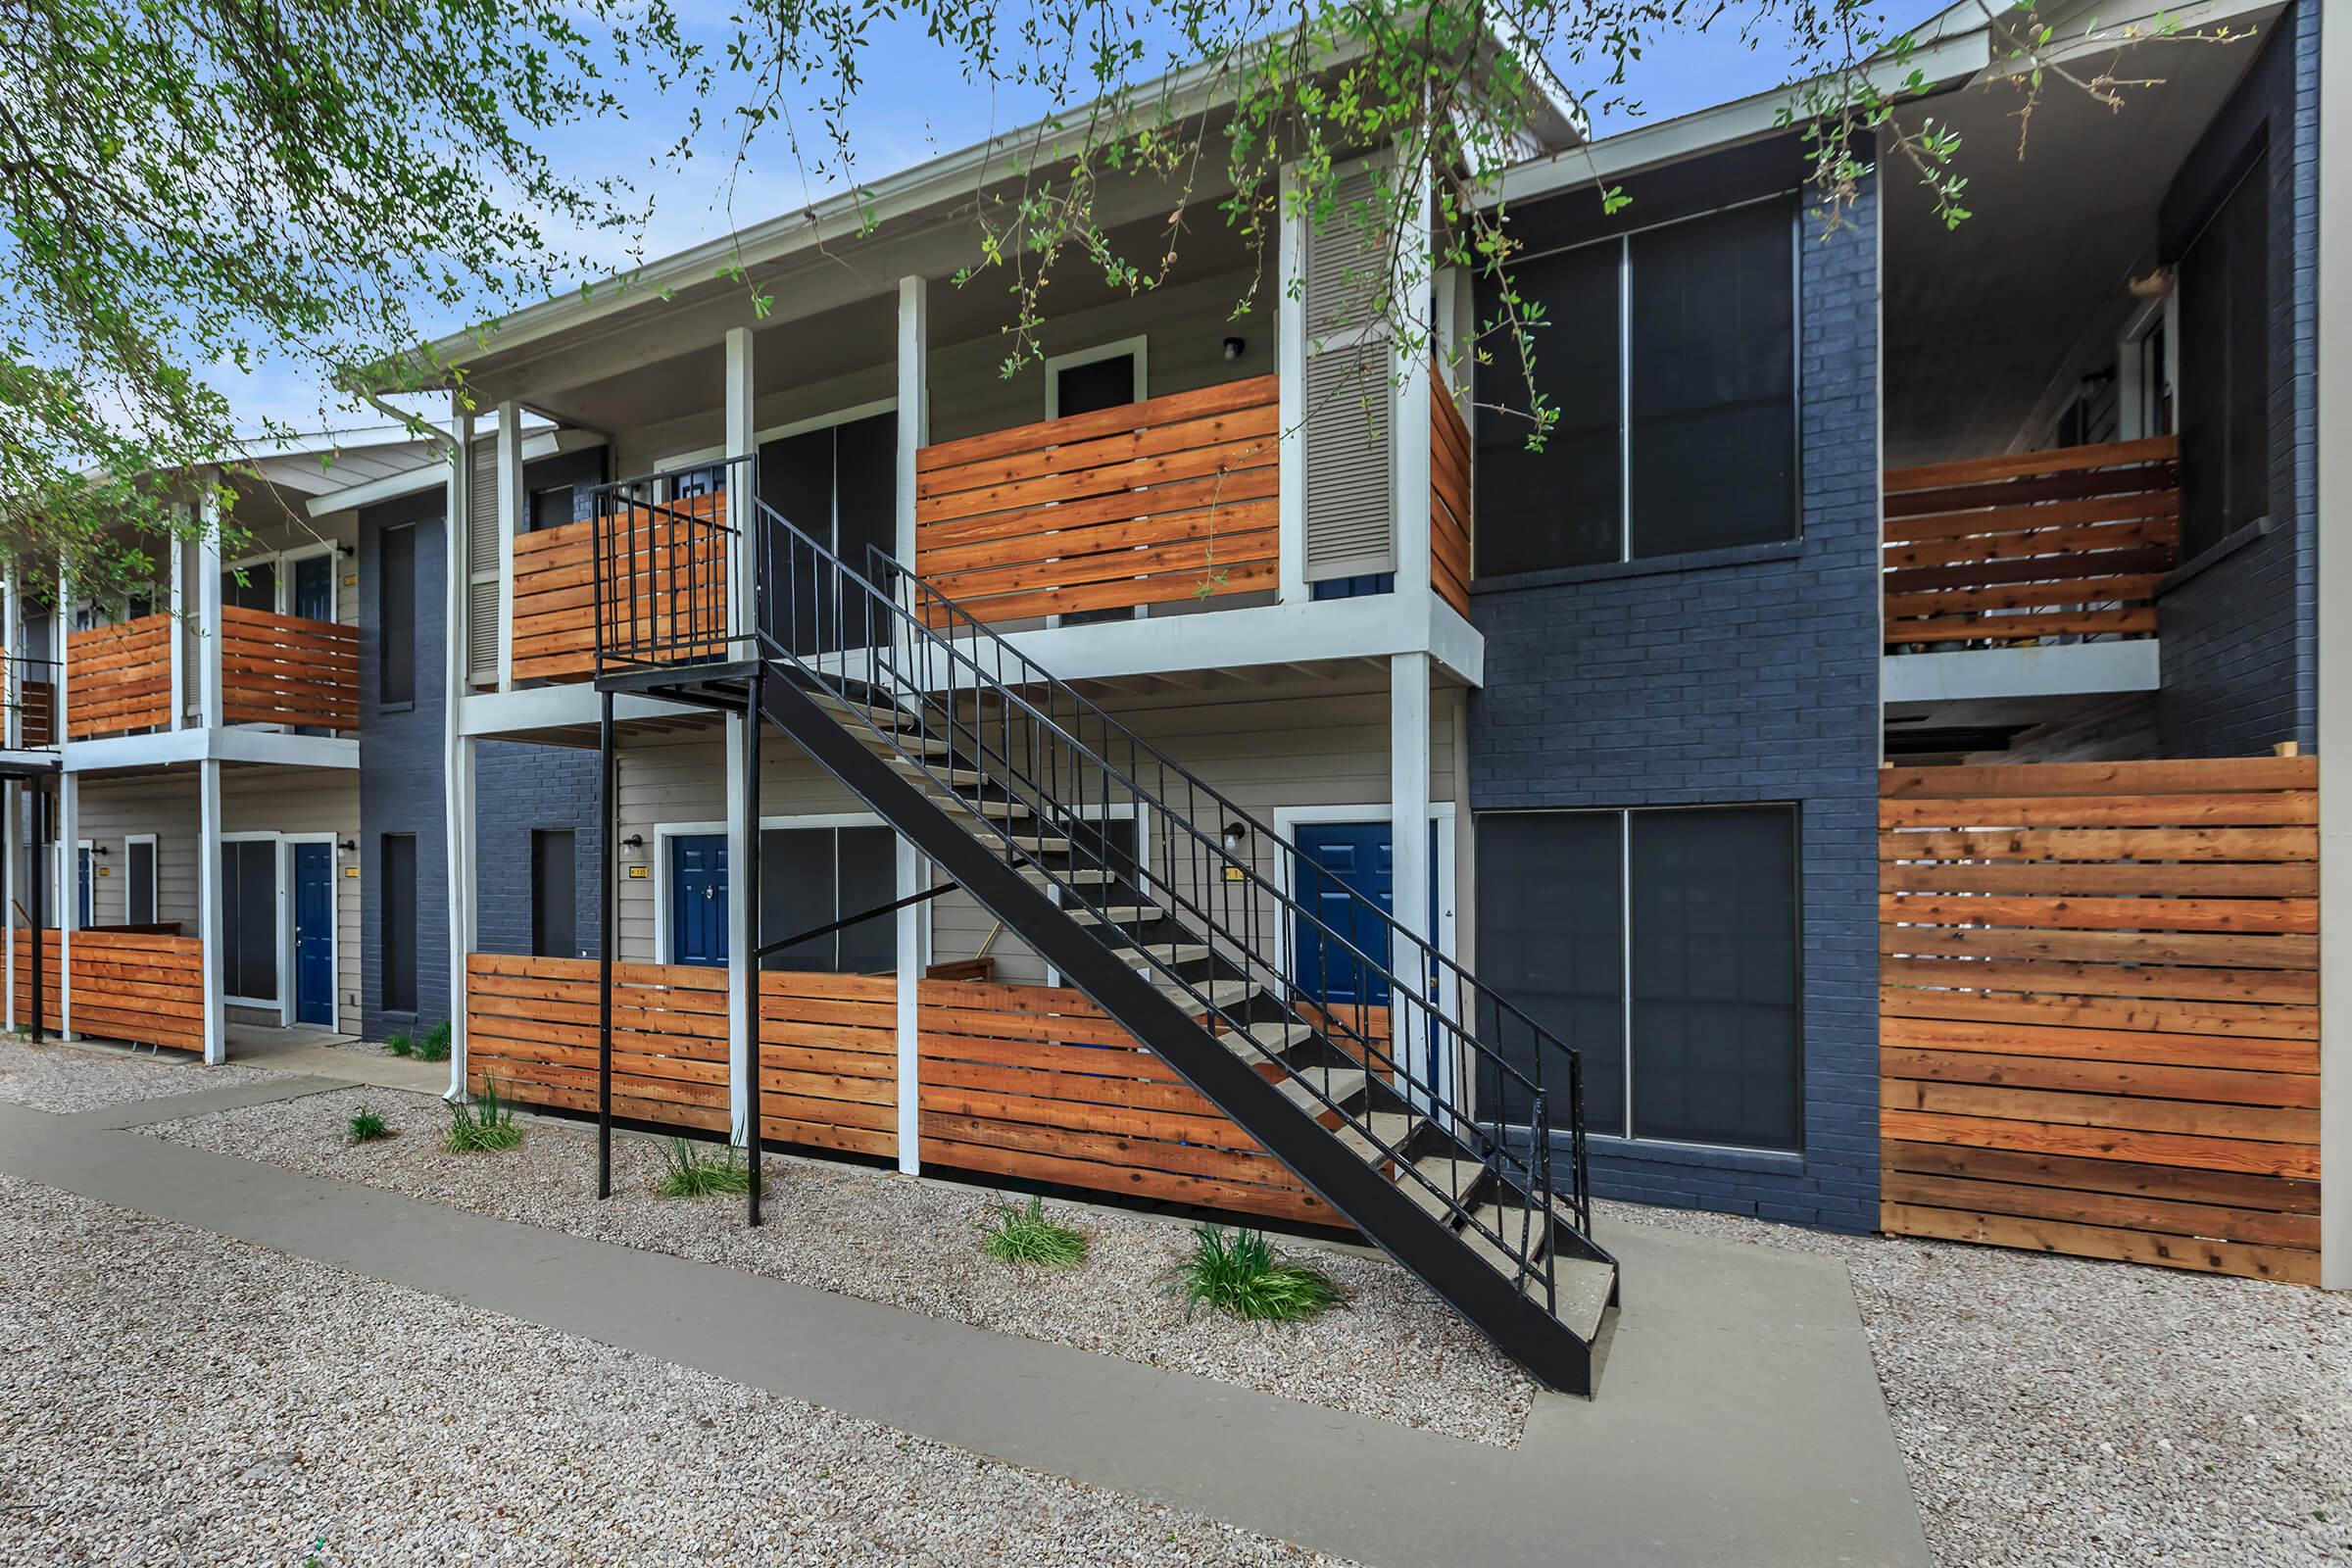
[
  {"x1": 379, "y1": 525, "x2": 416, "y2": 707},
  {"x1": 758, "y1": 824, "x2": 898, "y2": 973},
  {"x1": 221, "y1": 561, "x2": 277, "y2": 612},
  {"x1": 1472, "y1": 811, "x2": 1626, "y2": 1136},
  {"x1": 1475, "y1": 240, "x2": 1623, "y2": 575},
  {"x1": 1629, "y1": 807, "x2": 1800, "y2": 1149},
  {"x1": 128, "y1": 840, "x2": 157, "y2": 925},
  {"x1": 2178, "y1": 149, "x2": 2271, "y2": 559},
  {"x1": 1627, "y1": 199, "x2": 1796, "y2": 557},
  {"x1": 527, "y1": 484, "x2": 576, "y2": 532},
  {"x1": 1055, "y1": 354, "x2": 1137, "y2": 417},
  {"x1": 219, "y1": 840, "x2": 278, "y2": 1002},
  {"x1": 531, "y1": 830, "x2": 577, "y2": 958},
  {"x1": 381, "y1": 833, "x2": 417, "y2": 1013}
]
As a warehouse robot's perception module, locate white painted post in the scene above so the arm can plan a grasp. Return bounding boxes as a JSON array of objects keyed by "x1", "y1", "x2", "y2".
[
  {"x1": 444, "y1": 397, "x2": 475, "y2": 1097},
  {"x1": 198, "y1": 758, "x2": 224, "y2": 1063},
  {"x1": 2, "y1": 566, "x2": 12, "y2": 1032},
  {"x1": 197, "y1": 485, "x2": 224, "y2": 732},
  {"x1": 495, "y1": 402, "x2": 523, "y2": 693},
  {"x1": 1390, "y1": 652, "x2": 1434, "y2": 1112},
  {"x1": 725, "y1": 714, "x2": 752, "y2": 1136},
  {"x1": 1393, "y1": 151, "x2": 1435, "y2": 609},
  {"x1": 3, "y1": 777, "x2": 14, "y2": 1033},
  {"x1": 724, "y1": 324, "x2": 757, "y2": 644},
  {"x1": 168, "y1": 517, "x2": 186, "y2": 730},
  {"x1": 895, "y1": 273, "x2": 929, "y2": 1176},
  {"x1": 1275, "y1": 162, "x2": 1307, "y2": 607},
  {"x1": 2315, "y1": 1, "x2": 2351, "y2": 1292},
  {"x1": 55, "y1": 769, "x2": 74, "y2": 1041}
]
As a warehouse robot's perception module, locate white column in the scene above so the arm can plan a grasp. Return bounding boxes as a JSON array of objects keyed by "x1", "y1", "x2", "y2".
[
  {"x1": 54, "y1": 571, "x2": 70, "y2": 749},
  {"x1": 1389, "y1": 652, "x2": 1433, "y2": 1111},
  {"x1": 1392, "y1": 151, "x2": 1435, "y2": 608},
  {"x1": 3, "y1": 778, "x2": 14, "y2": 1033},
  {"x1": 725, "y1": 714, "x2": 752, "y2": 1134},
  {"x1": 444, "y1": 397, "x2": 476, "y2": 1098},
  {"x1": 895, "y1": 836, "x2": 922, "y2": 1175},
  {"x1": 55, "y1": 769, "x2": 75, "y2": 1040},
  {"x1": 495, "y1": 402, "x2": 524, "y2": 692},
  {"x1": 1275, "y1": 162, "x2": 1307, "y2": 607},
  {"x1": 197, "y1": 485, "x2": 224, "y2": 731},
  {"x1": 2316, "y1": 0, "x2": 2351, "y2": 1291},
  {"x1": 896, "y1": 276, "x2": 928, "y2": 565},
  {"x1": 168, "y1": 520, "x2": 186, "y2": 729},
  {"x1": 198, "y1": 758, "x2": 225, "y2": 1062},
  {"x1": 724, "y1": 325, "x2": 757, "y2": 643}
]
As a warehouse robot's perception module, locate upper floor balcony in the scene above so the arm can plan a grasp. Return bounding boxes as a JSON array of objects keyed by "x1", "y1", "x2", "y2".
[{"x1": 59, "y1": 606, "x2": 358, "y2": 741}]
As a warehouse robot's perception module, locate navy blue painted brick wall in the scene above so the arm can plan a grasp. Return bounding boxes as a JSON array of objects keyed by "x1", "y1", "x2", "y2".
[
  {"x1": 2155, "y1": 3, "x2": 2320, "y2": 759},
  {"x1": 1467, "y1": 172, "x2": 1883, "y2": 1233},
  {"x1": 356, "y1": 473, "x2": 605, "y2": 1041}
]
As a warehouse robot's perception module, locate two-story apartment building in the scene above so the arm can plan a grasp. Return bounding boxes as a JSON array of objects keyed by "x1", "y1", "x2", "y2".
[{"x1": 12, "y1": 0, "x2": 2340, "y2": 1386}]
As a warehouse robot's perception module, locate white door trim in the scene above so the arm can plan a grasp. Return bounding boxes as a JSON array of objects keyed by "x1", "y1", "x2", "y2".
[
  {"x1": 218, "y1": 829, "x2": 285, "y2": 1016},
  {"x1": 1268, "y1": 803, "x2": 1458, "y2": 1004}
]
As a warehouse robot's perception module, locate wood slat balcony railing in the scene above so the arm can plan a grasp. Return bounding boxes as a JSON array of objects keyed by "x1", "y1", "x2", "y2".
[
  {"x1": 1883, "y1": 435, "x2": 2180, "y2": 653},
  {"x1": 512, "y1": 491, "x2": 730, "y2": 683},
  {"x1": 0, "y1": 652, "x2": 58, "y2": 749},
  {"x1": 1429, "y1": 369, "x2": 1472, "y2": 617},
  {"x1": 913, "y1": 376, "x2": 1279, "y2": 627},
  {"x1": 220, "y1": 606, "x2": 358, "y2": 731},
  {"x1": 64, "y1": 613, "x2": 173, "y2": 739}
]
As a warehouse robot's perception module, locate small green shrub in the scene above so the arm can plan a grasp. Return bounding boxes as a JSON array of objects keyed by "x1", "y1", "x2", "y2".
[
  {"x1": 656, "y1": 1136, "x2": 753, "y2": 1198},
  {"x1": 1170, "y1": 1225, "x2": 1345, "y2": 1323},
  {"x1": 445, "y1": 1076, "x2": 521, "y2": 1153},
  {"x1": 345, "y1": 1106, "x2": 391, "y2": 1145},
  {"x1": 415, "y1": 1019, "x2": 452, "y2": 1062},
  {"x1": 384, "y1": 1032, "x2": 414, "y2": 1057},
  {"x1": 980, "y1": 1197, "x2": 1089, "y2": 1268}
]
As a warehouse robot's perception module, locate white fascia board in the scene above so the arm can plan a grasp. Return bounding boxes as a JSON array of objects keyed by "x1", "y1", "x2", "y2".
[
  {"x1": 60, "y1": 726, "x2": 359, "y2": 773},
  {"x1": 928, "y1": 592, "x2": 1487, "y2": 690},
  {"x1": 456, "y1": 684, "x2": 702, "y2": 738},
  {"x1": 305, "y1": 427, "x2": 600, "y2": 518},
  {"x1": 1492, "y1": 28, "x2": 1991, "y2": 205},
  {"x1": 1880, "y1": 640, "x2": 2161, "y2": 707}
]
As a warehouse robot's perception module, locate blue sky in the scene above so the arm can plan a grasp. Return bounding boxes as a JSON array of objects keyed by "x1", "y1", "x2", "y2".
[{"x1": 245, "y1": 5, "x2": 1896, "y2": 433}]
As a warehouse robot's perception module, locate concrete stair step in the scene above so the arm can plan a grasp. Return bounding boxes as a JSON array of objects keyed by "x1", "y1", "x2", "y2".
[
  {"x1": 1398, "y1": 1154, "x2": 1484, "y2": 1221},
  {"x1": 1157, "y1": 977, "x2": 1256, "y2": 1013},
  {"x1": 1277, "y1": 1066, "x2": 1368, "y2": 1116},
  {"x1": 1132, "y1": 942, "x2": 1210, "y2": 967},
  {"x1": 1333, "y1": 1110, "x2": 1418, "y2": 1164},
  {"x1": 1019, "y1": 864, "x2": 1115, "y2": 886},
  {"x1": 888, "y1": 757, "x2": 992, "y2": 790},
  {"x1": 1545, "y1": 1254, "x2": 1618, "y2": 1344},
  {"x1": 1212, "y1": 1022, "x2": 1314, "y2": 1063},
  {"x1": 811, "y1": 693, "x2": 919, "y2": 730},
  {"x1": 1460, "y1": 1201, "x2": 1549, "y2": 1281},
  {"x1": 1066, "y1": 904, "x2": 1164, "y2": 927}
]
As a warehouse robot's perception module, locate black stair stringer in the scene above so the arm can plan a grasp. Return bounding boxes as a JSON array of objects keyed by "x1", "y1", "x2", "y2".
[{"x1": 757, "y1": 670, "x2": 1596, "y2": 1394}]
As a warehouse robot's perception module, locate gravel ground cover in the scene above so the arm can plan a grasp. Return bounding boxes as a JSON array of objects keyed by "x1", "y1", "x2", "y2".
[
  {"x1": 1596, "y1": 1198, "x2": 2351, "y2": 1567},
  {"x1": 152, "y1": 1086, "x2": 1537, "y2": 1445},
  {"x1": 0, "y1": 1035, "x2": 281, "y2": 1113},
  {"x1": 0, "y1": 1174, "x2": 1351, "y2": 1568}
]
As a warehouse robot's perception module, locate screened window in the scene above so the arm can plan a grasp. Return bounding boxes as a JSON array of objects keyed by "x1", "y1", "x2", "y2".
[
  {"x1": 2178, "y1": 148, "x2": 2270, "y2": 559},
  {"x1": 378, "y1": 525, "x2": 416, "y2": 708},
  {"x1": 757, "y1": 824, "x2": 895, "y2": 973},
  {"x1": 527, "y1": 483, "x2": 577, "y2": 533},
  {"x1": 1474, "y1": 805, "x2": 1801, "y2": 1151},
  {"x1": 1477, "y1": 197, "x2": 1797, "y2": 573},
  {"x1": 219, "y1": 840, "x2": 278, "y2": 1003},
  {"x1": 531, "y1": 830, "x2": 577, "y2": 959},
  {"x1": 127, "y1": 839, "x2": 158, "y2": 925},
  {"x1": 381, "y1": 833, "x2": 417, "y2": 1013}
]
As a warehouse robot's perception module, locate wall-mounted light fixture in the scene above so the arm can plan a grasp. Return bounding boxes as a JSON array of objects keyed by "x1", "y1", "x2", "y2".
[
  {"x1": 90, "y1": 844, "x2": 110, "y2": 858},
  {"x1": 1222, "y1": 336, "x2": 1247, "y2": 362}
]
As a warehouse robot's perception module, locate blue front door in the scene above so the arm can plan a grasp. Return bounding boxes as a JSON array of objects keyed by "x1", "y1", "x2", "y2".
[
  {"x1": 76, "y1": 847, "x2": 91, "y2": 928},
  {"x1": 1290, "y1": 820, "x2": 1442, "y2": 1008},
  {"x1": 670, "y1": 835, "x2": 728, "y2": 966},
  {"x1": 292, "y1": 842, "x2": 333, "y2": 1026}
]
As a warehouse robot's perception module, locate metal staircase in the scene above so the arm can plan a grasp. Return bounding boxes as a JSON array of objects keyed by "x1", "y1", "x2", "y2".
[{"x1": 589, "y1": 466, "x2": 1619, "y2": 1394}]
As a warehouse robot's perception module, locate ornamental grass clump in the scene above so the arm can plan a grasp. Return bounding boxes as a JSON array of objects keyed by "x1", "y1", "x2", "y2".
[
  {"x1": 383, "y1": 1032, "x2": 414, "y2": 1057},
  {"x1": 1170, "y1": 1225, "x2": 1345, "y2": 1323},
  {"x1": 444, "y1": 1076, "x2": 521, "y2": 1153},
  {"x1": 345, "y1": 1106, "x2": 391, "y2": 1144},
  {"x1": 656, "y1": 1135, "x2": 754, "y2": 1199},
  {"x1": 415, "y1": 1020, "x2": 452, "y2": 1062},
  {"x1": 980, "y1": 1196, "x2": 1089, "y2": 1268}
]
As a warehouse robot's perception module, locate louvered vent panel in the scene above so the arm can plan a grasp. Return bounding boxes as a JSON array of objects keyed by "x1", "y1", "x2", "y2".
[
  {"x1": 466, "y1": 435, "x2": 500, "y2": 684},
  {"x1": 1302, "y1": 345, "x2": 1395, "y2": 581},
  {"x1": 1305, "y1": 167, "x2": 1389, "y2": 340}
]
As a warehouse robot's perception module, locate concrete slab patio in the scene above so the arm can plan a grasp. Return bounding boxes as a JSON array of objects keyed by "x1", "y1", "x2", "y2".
[
  {"x1": 0, "y1": 1078, "x2": 1931, "y2": 1568},
  {"x1": 222, "y1": 1022, "x2": 452, "y2": 1094}
]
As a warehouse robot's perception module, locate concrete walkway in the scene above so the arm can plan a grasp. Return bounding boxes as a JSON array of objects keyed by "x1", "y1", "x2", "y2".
[
  {"x1": 0, "y1": 1081, "x2": 1930, "y2": 1568},
  {"x1": 222, "y1": 1024, "x2": 451, "y2": 1094}
]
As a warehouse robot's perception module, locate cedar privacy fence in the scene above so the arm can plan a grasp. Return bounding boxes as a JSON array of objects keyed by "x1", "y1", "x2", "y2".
[
  {"x1": 464, "y1": 955, "x2": 1335, "y2": 1225},
  {"x1": 9, "y1": 930, "x2": 207, "y2": 1053},
  {"x1": 1879, "y1": 757, "x2": 2319, "y2": 1283}
]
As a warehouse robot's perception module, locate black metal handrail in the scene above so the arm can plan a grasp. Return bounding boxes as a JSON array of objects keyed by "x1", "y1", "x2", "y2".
[
  {"x1": 589, "y1": 455, "x2": 751, "y2": 678},
  {"x1": 735, "y1": 496, "x2": 1596, "y2": 1296}
]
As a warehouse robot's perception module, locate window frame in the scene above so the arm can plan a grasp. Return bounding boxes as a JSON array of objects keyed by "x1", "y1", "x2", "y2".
[
  {"x1": 1474, "y1": 191, "x2": 1803, "y2": 577},
  {"x1": 1044, "y1": 335, "x2": 1150, "y2": 419},
  {"x1": 376, "y1": 522, "x2": 418, "y2": 711},
  {"x1": 2173, "y1": 145, "x2": 2272, "y2": 559},
  {"x1": 1475, "y1": 802, "x2": 1804, "y2": 1154},
  {"x1": 218, "y1": 830, "x2": 285, "y2": 1011},
  {"x1": 379, "y1": 831, "x2": 419, "y2": 1016},
  {"x1": 124, "y1": 832, "x2": 159, "y2": 926}
]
